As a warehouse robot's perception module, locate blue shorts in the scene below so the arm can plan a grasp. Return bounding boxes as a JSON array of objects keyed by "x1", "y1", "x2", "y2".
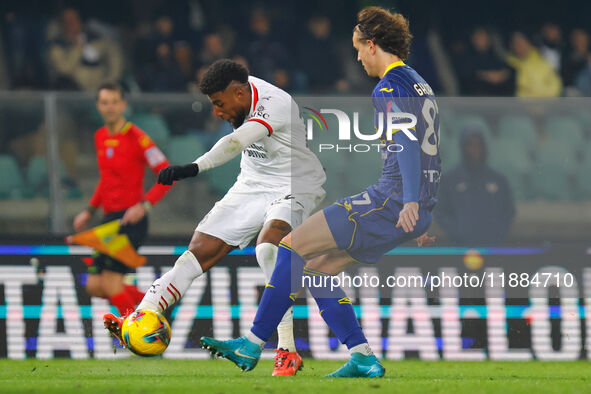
[{"x1": 324, "y1": 185, "x2": 432, "y2": 264}]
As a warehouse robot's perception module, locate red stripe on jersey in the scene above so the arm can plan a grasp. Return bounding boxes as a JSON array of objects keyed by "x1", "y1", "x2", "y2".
[
  {"x1": 248, "y1": 118, "x2": 273, "y2": 136},
  {"x1": 170, "y1": 283, "x2": 181, "y2": 299},
  {"x1": 167, "y1": 287, "x2": 178, "y2": 303},
  {"x1": 251, "y1": 83, "x2": 259, "y2": 109},
  {"x1": 160, "y1": 296, "x2": 169, "y2": 309},
  {"x1": 159, "y1": 301, "x2": 164, "y2": 310}
]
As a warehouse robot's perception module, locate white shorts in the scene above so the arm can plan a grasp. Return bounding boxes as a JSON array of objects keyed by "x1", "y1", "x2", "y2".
[{"x1": 196, "y1": 180, "x2": 325, "y2": 249}]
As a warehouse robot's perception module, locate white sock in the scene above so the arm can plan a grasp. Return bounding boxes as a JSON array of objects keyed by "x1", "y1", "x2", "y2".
[
  {"x1": 255, "y1": 242, "x2": 278, "y2": 281},
  {"x1": 137, "y1": 250, "x2": 203, "y2": 313},
  {"x1": 277, "y1": 309, "x2": 296, "y2": 352},
  {"x1": 246, "y1": 330, "x2": 266, "y2": 348},
  {"x1": 256, "y1": 243, "x2": 297, "y2": 352},
  {"x1": 349, "y1": 342, "x2": 374, "y2": 356}
]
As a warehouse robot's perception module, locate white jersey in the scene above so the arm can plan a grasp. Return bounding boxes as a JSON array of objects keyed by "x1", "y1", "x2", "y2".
[{"x1": 236, "y1": 76, "x2": 326, "y2": 194}]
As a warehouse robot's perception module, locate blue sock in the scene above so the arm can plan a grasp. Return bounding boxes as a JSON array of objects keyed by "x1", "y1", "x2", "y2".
[
  {"x1": 307, "y1": 270, "x2": 367, "y2": 349},
  {"x1": 251, "y1": 243, "x2": 304, "y2": 342}
]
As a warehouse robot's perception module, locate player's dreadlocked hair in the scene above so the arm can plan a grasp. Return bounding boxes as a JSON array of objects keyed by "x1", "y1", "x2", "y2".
[
  {"x1": 355, "y1": 7, "x2": 412, "y2": 60},
  {"x1": 199, "y1": 59, "x2": 249, "y2": 96}
]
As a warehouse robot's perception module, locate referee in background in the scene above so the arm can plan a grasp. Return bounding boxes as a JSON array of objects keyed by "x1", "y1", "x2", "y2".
[{"x1": 73, "y1": 82, "x2": 173, "y2": 315}]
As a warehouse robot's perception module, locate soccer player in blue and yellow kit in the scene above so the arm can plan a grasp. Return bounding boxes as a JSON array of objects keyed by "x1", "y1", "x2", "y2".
[{"x1": 201, "y1": 6, "x2": 441, "y2": 377}]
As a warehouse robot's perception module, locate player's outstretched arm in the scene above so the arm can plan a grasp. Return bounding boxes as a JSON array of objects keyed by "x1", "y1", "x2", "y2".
[
  {"x1": 392, "y1": 111, "x2": 421, "y2": 233},
  {"x1": 157, "y1": 121, "x2": 268, "y2": 185},
  {"x1": 157, "y1": 163, "x2": 199, "y2": 185}
]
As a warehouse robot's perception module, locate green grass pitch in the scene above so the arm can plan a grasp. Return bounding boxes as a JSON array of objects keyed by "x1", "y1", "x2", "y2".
[{"x1": 0, "y1": 359, "x2": 589, "y2": 393}]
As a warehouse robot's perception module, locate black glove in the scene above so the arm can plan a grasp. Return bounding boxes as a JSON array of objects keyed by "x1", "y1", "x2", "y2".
[{"x1": 157, "y1": 163, "x2": 199, "y2": 185}]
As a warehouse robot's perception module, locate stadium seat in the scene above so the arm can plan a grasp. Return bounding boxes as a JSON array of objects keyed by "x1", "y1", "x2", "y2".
[
  {"x1": 27, "y1": 156, "x2": 51, "y2": 196},
  {"x1": 0, "y1": 154, "x2": 26, "y2": 199},
  {"x1": 530, "y1": 140, "x2": 575, "y2": 201},
  {"x1": 205, "y1": 156, "x2": 241, "y2": 195},
  {"x1": 438, "y1": 108, "x2": 456, "y2": 139},
  {"x1": 439, "y1": 132, "x2": 460, "y2": 173},
  {"x1": 576, "y1": 111, "x2": 591, "y2": 136},
  {"x1": 315, "y1": 150, "x2": 348, "y2": 203},
  {"x1": 544, "y1": 116, "x2": 585, "y2": 152},
  {"x1": 347, "y1": 150, "x2": 382, "y2": 194},
  {"x1": 498, "y1": 115, "x2": 538, "y2": 149},
  {"x1": 455, "y1": 114, "x2": 493, "y2": 142},
  {"x1": 574, "y1": 151, "x2": 591, "y2": 199},
  {"x1": 166, "y1": 134, "x2": 206, "y2": 165},
  {"x1": 26, "y1": 156, "x2": 76, "y2": 198},
  {"x1": 488, "y1": 139, "x2": 533, "y2": 200},
  {"x1": 187, "y1": 127, "x2": 230, "y2": 150},
  {"x1": 129, "y1": 113, "x2": 171, "y2": 149}
]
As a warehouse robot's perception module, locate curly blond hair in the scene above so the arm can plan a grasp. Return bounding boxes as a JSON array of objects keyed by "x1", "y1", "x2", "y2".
[{"x1": 355, "y1": 7, "x2": 412, "y2": 60}]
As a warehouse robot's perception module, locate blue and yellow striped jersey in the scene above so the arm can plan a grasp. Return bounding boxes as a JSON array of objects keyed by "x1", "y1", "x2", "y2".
[{"x1": 371, "y1": 61, "x2": 441, "y2": 209}]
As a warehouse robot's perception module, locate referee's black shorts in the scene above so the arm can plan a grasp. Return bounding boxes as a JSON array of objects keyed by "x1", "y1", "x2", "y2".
[{"x1": 87, "y1": 209, "x2": 148, "y2": 275}]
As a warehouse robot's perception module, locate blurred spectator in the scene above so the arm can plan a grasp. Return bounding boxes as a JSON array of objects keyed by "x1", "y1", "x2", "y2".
[
  {"x1": 243, "y1": 9, "x2": 292, "y2": 90},
  {"x1": 198, "y1": 32, "x2": 229, "y2": 66},
  {"x1": 188, "y1": 64, "x2": 209, "y2": 93},
  {"x1": 297, "y1": 15, "x2": 347, "y2": 93},
  {"x1": 562, "y1": 29, "x2": 591, "y2": 92},
  {"x1": 0, "y1": 29, "x2": 9, "y2": 89},
  {"x1": 456, "y1": 28, "x2": 515, "y2": 96},
  {"x1": 3, "y1": 3, "x2": 591, "y2": 97},
  {"x1": 232, "y1": 55, "x2": 249, "y2": 70},
  {"x1": 2, "y1": 7, "x2": 49, "y2": 89},
  {"x1": 135, "y1": 15, "x2": 186, "y2": 91},
  {"x1": 142, "y1": 15, "x2": 176, "y2": 52},
  {"x1": 189, "y1": 55, "x2": 248, "y2": 94},
  {"x1": 435, "y1": 128, "x2": 515, "y2": 246},
  {"x1": 573, "y1": 60, "x2": 591, "y2": 96},
  {"x1": 144, "y1": 41, "x2": 187, "y2": 92},
  {"x1": 506, "y1": 32, "x2": 562, "y2": 97},
  {"x1": 406, "y1": 31, "x2": 443, "y2": 94},
  {"x1": 175, "y1": 41, "x2": 194, "y2": 81},
  {"x1": 538, "y1": 23, "x2": 564, "y2": 72},
  {"x1": 47, "y1": 8, "x2": 123, "y2": 91}
]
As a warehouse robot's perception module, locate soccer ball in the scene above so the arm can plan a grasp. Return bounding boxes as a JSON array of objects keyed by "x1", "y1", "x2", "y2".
[{"x1": 121, "y1": 310, "x2": 171, "y2": 356}]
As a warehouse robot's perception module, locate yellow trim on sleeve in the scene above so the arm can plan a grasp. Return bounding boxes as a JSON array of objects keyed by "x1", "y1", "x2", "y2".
[
  {"x1": 119, "y1": 122, "x2": 132, "y2": 134},
  {"x1": 382, "y1": 61, "x2": 405, "y2": 77}
]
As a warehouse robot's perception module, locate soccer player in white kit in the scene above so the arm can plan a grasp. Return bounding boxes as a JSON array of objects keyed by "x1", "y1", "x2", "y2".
[{"x1": 104, "y1": 59, "x2": 326, "y2": 376}]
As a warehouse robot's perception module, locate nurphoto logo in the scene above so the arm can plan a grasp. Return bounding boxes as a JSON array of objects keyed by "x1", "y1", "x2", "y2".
[{"x1": 304, "y1": 107, "x2": 417, "y2": 153}]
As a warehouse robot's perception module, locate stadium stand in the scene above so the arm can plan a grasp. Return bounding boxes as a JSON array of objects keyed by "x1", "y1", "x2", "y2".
[
  {"x1": 128, "y1": 112, "x2": 171, "y2": 150},
  {"x1": 166, "y1": 134, "x2": 206, "y2": 165},
  {"x1": 0, "y1": 154, "x2": 27, "y2": 199},
  {"x1": 497, "y1": 114, "x2": 538, "y2": 149}
]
